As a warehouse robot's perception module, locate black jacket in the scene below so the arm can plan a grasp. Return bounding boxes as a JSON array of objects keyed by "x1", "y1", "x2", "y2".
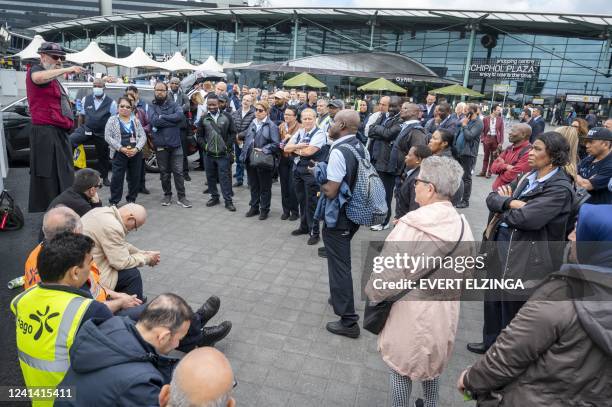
[
  {"x1": 485, "y1": 168, "x2": 574, "y2": 280},
  {"x1": 368, "y1": 113, "x2": 403, "y2": 174},
  {"x1": 231, "y1": 107, "x2": 256, "y2": 139},
  {"x1": 56, "y1": 316, "x2": 178, "y2": 407},
  {"x1": 395, "y1": 167, "x2": 420, "y2": 219},
  {"x1": 197, "y1": 111, "x2": 237, "y2": 158},
  {"x1": 457, "y1": 117, "x2": 484, "y2": 157},
  {"x1": 147, "y1": 99, "x2": 183, "y2": 148},
  {"x1": 239, "y1": 117, "x2": 280, "y2": 164},
  {"x1": 389, "y1": 122, "x2": 428, "y2": 176},
  {"x1": 47, "y1": 186, "x2": 101, "y2": 217}
]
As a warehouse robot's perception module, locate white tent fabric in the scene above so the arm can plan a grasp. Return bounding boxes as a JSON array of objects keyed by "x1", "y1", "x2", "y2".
[
  {"x1": 65, "y1": 42, "x2": 120, "y2": 66},
  {"x1": 115, "y1": 47, "x2": 164, "y2": 69},
  {"x1": 13, "y1": 35, "x2": 46, "y2": 60},
  {"x1": 196, "y1": 56, "x2": 224, "y2": 73},
  {"x1": 158, "y1": 52, "x2": 200, "y2": 72}
]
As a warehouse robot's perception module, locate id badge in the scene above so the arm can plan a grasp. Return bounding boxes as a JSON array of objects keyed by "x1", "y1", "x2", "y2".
[
  {"x1": 85, "y1": 131, "x2": 93, "y2": 136},
  {"x1": 156, "y1": 147, "x2": 165, "y2": 152}
]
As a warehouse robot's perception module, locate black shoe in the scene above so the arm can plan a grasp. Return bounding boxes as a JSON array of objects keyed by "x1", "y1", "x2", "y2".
[
  {"x1": 326, "y1": 321, "x2": 360, "y2": 339},
  {"x1": 203, "y1": 188, "x2": 209, "y2": 194},
  {"x1": 258, "y1": 211, "x2": 269, "y2": 220},
  {"x1": 307, "y1": 235, "x2": 320, "y2": 245},
  {"x1": 414, "y1": 398, "x2": 424, "y2": 407},
  {"x1": 318, "y1": 247, "x2": 327, "y2": 258},
  {"x1": 184, "y1": 172, "x2": 191, "y2": 181},
  {"x1": 232, "y1": 181, "x2": 243, "y2": 187},
  {"x1": 225, "y1": 202, "x2": 236, "y2": 212},
  {"x1": 102, "y1": 178, "x2": 111, "y2": 187},
  {"x1": 206, "y1": 198, "x2": 220, "y2": 207},
  {"x1": 245, "y1": 207, "x2": 260, "y2": 217},
  {"x1": 467, "y1": 342, "x2": 488, "y2": 354},
  {"x1": 456, "y1": 201, "x2": 469, "y2": 209},
  {"x1": 291, "y1": 229, "x2": 309, "y2": 236},
  {"x1": 272, "y1": 177, "x2": 278, "y2": 183},
  {"x1": 196, "y1": 296, "x2": 220, "y2": 325},
  {"x1": 281, "y1": 213, "x2": 290, "y2": 220},
  {"x1": 199, "y1": 321, "x2": 232, "y2": 347},
  {"x1": 139, "y1": 187, "x2": 150, "y2": 195},
  {"x1": 289, "y1": 212, "x2": 299, "y2": 221}
]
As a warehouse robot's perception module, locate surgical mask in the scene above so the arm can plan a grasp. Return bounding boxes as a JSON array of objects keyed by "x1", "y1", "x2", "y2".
[{"x1": 92, "y1": 88, "x2": 104, "y2": 97}]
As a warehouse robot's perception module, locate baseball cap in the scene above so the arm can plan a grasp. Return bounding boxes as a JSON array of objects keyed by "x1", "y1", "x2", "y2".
[
  {"x1": 273, "y1": 91, "x2": 285, "y2": 99},
  {"x1": 217, "y1": 93, "x2": 228, "y2": 102},
  {"x1": 37, "y1": 42, "x2": 66, "y2": 57},
  {"x1": 584, "y1": 127, "x2": 612, "y2": 141},
  {"x1": 327, "y1": 100, "x2": 344, "y2": 109}
]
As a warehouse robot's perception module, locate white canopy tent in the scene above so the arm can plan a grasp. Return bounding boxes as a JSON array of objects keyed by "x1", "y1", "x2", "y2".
[
  {"x1": 196, "y1": 56, "x2": 224, "y2": 73},
  {"x1": 115, "y1": 47, "x2": 164, "y2": 69},
  {"x1": 158, "y1": 52, "x2": 200, "y2": 72},
  {"x1": 13, "y1": 35, "x2": 46, "y2": 60},
  {"x1": 65, "y1": 41, "x2": 120, "y2": 66}
]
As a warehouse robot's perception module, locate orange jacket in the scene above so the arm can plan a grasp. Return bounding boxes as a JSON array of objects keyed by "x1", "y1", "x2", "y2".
[{"x1": 24, "y1": 243, "x2": 108, "y2": 302}]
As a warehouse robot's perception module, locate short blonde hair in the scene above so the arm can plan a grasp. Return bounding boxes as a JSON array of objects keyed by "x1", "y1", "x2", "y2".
[
  {"x1": 255, "y1": 100, "x2": 270, "y2": 112},
  {"x1": 555, "y1": 126, "x2": 579, "y2": 179}
]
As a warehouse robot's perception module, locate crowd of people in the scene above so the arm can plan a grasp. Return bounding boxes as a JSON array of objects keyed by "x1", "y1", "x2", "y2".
[{"x1": 11, "y1": 41, "x2": 612, "y2": 406}]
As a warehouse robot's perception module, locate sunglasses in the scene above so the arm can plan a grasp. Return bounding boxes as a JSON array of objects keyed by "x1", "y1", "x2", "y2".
[
  {"x1": 255, "y1": 108, "x2": 266, "y2": 113},
  {"x1": 119, "y1": 104, "x2": 133, "y2": 109},
  {"x1": 48, "y1": 54, "x2": 66, "y2": 61}
]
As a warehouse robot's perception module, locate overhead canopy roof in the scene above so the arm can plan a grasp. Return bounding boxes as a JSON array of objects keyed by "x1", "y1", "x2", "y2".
[
  {"x1": 242, "y1": 52, "x2": 455, "y2": 84},
  {"x1": 31, "y1": 7, "x2": 611, "y2": 39}
]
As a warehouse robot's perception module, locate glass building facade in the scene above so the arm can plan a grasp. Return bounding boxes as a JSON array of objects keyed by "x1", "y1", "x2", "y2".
[{"x1": 35, "y1": 9, "x2": 612, "y2": 111}]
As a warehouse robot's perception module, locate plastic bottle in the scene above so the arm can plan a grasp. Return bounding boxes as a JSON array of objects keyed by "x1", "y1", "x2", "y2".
[{"x1": 7, "y1": 276, "x2": 24, "y2": 289}]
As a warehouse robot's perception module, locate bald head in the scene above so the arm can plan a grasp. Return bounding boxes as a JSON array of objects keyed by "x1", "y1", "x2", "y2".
[
  {"x1": 43, "y1": 206, "x2": 82, "y2": 240},
  {"x1": 92, "y1": 78, "x2": 105, "y2": 87},
  {"x1": 329, "y1": 109, "x2": 360, "y2": 141},
  {"x1": 165, "y1": 348, "x2": 235, "y2": 407},
  {"x1": 508, "y1": 123, "x2": 532, "y2": 144},
  {"x1": 118, "y1": 203, "x2": 147, "y2": 231},
  {"x1": 400, "y1": 102, "x2": 420, "y2": 121}
]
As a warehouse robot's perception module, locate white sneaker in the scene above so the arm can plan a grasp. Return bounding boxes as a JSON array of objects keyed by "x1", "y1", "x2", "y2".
[{"x1": 370, "y1": 224, "x2": 390, "y2": 231}]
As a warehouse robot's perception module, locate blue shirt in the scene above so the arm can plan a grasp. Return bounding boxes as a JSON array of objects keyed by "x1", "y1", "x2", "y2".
[{"x1": 80, "y1": 94, "x2": 117, "y2": 116}]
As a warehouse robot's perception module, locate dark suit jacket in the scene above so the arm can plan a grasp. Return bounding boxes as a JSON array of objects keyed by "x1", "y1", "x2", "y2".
[
  {"x1": 481, "y1": 115, "x2": 505, "y2": 144},
  {"x1": 529, "y1": 116, "x2": 545, "y2": 143}
]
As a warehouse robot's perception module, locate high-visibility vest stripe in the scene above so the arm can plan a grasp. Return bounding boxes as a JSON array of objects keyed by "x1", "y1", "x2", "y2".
[{"x1": 17, "y1": 351, "x2": 70, "y2": 372}]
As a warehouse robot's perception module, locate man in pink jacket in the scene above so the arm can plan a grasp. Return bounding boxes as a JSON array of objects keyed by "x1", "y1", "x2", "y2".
[{"x1": 478, "y1": 104, "x2": 504, "y2": 178}]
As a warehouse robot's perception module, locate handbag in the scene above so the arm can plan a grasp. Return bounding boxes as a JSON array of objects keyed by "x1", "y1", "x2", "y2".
[
  {"x1": 250, "y1": 148, "x2": 275, "y2": 170},
  {"x1": 0, "y1": 190, "x2": 24, "y2": 232},
  {"x1": 363, "y1": 218, "x2": 465, "y2": 335}
]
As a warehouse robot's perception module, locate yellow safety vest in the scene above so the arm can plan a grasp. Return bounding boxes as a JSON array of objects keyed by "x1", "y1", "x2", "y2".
[{"x1": 10, "y1": 285, "x2": 92, "y2": 406}]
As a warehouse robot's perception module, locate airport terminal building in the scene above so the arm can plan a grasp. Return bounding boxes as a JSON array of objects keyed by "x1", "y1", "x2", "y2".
[{"x1": 17, "y1": 7, "x2": 612, "y2": 113}]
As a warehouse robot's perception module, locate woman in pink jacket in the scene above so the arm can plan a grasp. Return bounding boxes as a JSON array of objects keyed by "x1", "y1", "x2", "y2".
[{"x1": 366, "y1": 155, "x2": 474, "y2": 407}]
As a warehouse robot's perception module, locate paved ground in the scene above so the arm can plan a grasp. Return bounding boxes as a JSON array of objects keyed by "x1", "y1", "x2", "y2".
[{"x1": 1, "y1": 155, "x2": 494, "y2": 406}]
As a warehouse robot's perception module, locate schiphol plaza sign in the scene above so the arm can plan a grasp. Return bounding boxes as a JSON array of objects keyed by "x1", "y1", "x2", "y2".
[{"x1": 469, "y1": 58, "x2": 541, "y2": 80}]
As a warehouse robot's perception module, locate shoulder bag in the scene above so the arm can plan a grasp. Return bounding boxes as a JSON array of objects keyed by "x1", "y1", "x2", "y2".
[{"x1": 363, "y1": 217, "x2": 465, "y2": 335}]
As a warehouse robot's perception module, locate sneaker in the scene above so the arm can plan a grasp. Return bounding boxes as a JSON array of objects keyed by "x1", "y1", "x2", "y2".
[
  {"x1": 184, "y1": 172, "x2": 191, "y2": 182},
  {"x1": 370, "y1": 224, "x2": 390, "y2": 231},
  {"x1": 225, "y1": 202, "x2": 236, "y2": 212},
  {"x1": 307, "y1": 235, "x2": 320, "y2": 245},
  {"x1": 161, "y1": 196, "x2": 172, "y2": 206},
  {"x1": 177, "y1": 198, "x2": 192, "y2": 208},
  {"x1": 199, "y1": 321, "x2": 232, "y2": 347}
]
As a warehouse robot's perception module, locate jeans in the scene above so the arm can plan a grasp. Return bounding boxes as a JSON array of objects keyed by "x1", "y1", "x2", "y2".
[
  {"x1": 379, "y1": 171, "x2": 396, "y2": 226},
  {"x1": 234, "y1": 143, "x2": 244, "y2": 183},
  {"x1": 115, "y1": 267, "x2": 144, "y2": 301},
  {"x1": 323, "y1": 223, "x2": 360, "y2": 326},
  {"x1": 458, "y1": 155, "x2": 476, "y2": 204},
  {"x1": 279, "y1": 156, "x2": 298, "y2": 215},
  {"x1": 110, "y1": 151, "x2": 142, "y2": 204},
  {"x1": 205, "y1": 155, "x2": 233, "y2": 202},
  {"x1": 156, "y1": 146, "x2": 186, "y2": 199},
  {"x1": 246, "y1": 164, "x2": 273, "y2": 212},
  {"x1": 69, "y1": 132, "x2": 110, "y2": 179},
  {"x1": 294, "y1": 166, "x2": 320, "y2": 236}
]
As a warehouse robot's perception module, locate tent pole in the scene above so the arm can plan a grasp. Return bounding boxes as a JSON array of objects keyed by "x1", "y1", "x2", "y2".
[
  {"x1": 186, "y1": 19, "x2": 191, "y2": 63},
  {"x1": 113, "y1": 25, "x2": 119, "y2": 77},
  {"x1": 292, "y1": 16, "x2": 299, "y2": 60},
  {"x1": 462, "y1": 24, "x2": 476, "y2": 102}
]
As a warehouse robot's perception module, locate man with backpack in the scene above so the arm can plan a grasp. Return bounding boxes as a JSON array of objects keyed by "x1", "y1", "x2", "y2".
[
  {"x1": 489, "y1": 123, "x2": 532, "y2": 191},
  {"x1": 318, "y1": 109, "x2": 382, "y2": 339},
  {"x1": 197, "y1": 95, "x2": 237, "y2": 212}
]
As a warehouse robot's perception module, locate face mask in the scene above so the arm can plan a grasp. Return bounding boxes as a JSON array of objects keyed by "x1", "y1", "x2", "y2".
[{"x1": 92, "y1": 88, "x2": 104, "y2": 97}]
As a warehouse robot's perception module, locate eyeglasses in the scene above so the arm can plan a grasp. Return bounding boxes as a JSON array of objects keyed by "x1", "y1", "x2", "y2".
[
  {"x1": 130, "y1": 216, "x2": 138, "y2": 232},
  {"x1": 155, "y1": 89, "x2": 167, "y2": 93},
  {"x1": 416, "y1": 178, "x2": 436, "y2": 190},
  {"x1": 48, "y1": 54, "x2": 65, "y2": 61},
  {"x1": 119, "y1": 104, "x2": 132, "y2": 109},
  {"x1": 255, "y1": 108, "x2": 266, "y2": 113}
]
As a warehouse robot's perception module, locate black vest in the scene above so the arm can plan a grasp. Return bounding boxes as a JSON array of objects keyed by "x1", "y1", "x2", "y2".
[
  {"x1": 295, "y1": 128, "x2": 328, "y2": 172},
  {"x1": 83, "y1": 94, "x2": 113, "y2": 134},
  {"x1": 119, "y1": 120, "x2": 136, "y2": 148},
  {"x1": 329, "y1": 136, "x2": 362, "y2": 230}
]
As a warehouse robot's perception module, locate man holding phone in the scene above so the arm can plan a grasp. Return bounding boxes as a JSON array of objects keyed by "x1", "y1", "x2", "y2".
[{"x1": 455, "y1": 104, "x2": 484, "y2": 208}]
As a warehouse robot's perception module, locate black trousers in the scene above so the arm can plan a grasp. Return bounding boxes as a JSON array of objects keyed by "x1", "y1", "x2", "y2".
[
  {"x1": 247, "y1": 165, "x2": 273, "y2": 212},
  {"x1": 294, "y1": 167, "x2": 320, "y2": 236},
  {"x1": 205, "y1": 155, "x2": 233, "y2": 203},
  {"x1": 483, "y1": 298, "x2": 526, "y2": 347},
  {"x1": 278, "y1": 156, "x2": 298, "y2": 216},
  {"x1": 379, "y1": 171, "x2": 396, "y2": 226},
  {"x1": 110, "y1": 151, "x2": 142, "y2": 204},
  {"x1": 180, "y1": 129, "x2": 190, "y2": 174},
  {"x1": 323, "y1": 223, "x2": 360, "y2": 326},
  {"x1": 459, "y1": 155, "x2": 476, "y2": 204},
  {"x1": 69, "y1": 132, "x2": 110, "y2": 179},
  {"x1": 115, "y1": 267, "x2": 144, "y2": 301},
  {"x1": 156, "y1": 146, "x2": 186, "y2": 199}
]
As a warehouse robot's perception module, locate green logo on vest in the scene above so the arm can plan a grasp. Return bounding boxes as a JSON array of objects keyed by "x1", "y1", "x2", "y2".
[{"x1": 29, "y1": 305, "x2": 60, "y2": 340}]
